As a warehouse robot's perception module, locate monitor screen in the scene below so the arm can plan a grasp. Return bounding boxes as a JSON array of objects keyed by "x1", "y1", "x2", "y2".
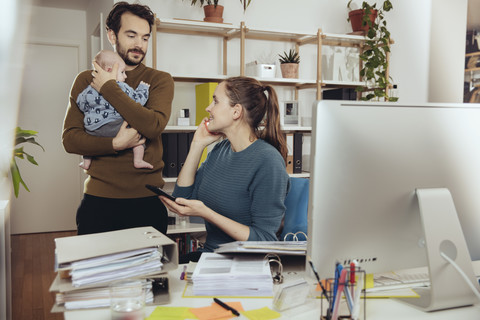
[{"x1": 307, "y1": 101, "x2": 480, "y2": 283}]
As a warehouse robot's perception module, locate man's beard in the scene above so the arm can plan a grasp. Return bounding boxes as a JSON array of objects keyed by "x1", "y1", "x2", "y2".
[{"x1": 116, "y1": 40, "x2": 145, "y2": 66}]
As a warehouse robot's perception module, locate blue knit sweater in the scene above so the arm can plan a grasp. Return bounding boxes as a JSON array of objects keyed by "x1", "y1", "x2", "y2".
[{"x1": 173, "y1": 139, "x2": 290, "y2": 252}]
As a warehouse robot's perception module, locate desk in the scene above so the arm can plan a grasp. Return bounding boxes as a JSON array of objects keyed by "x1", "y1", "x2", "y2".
[{"x1": 64, "y1": 264, "x2": 480, "y2": 320}]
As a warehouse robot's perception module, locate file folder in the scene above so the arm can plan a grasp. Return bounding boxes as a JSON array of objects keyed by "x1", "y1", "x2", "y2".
[
  {"x1": 55, "y1": 226, "x2": 178, "y2": 274},
  {"x1": 293, "y1": 132, "x2": 303, "y2": 174},
  {"x1": 177, "y1": 132, "x2": 189, "y2": 175},
  {"x1": 162, "y1": 133, "x2": 178, "y2": 177}
]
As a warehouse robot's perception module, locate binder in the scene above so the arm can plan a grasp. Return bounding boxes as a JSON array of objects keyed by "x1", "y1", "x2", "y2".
[
  {"x1": 293, "y1": 132, "x2": 303, "y2": 174},
  {"x1": 195, "y1": 82, "x2": 218, "y2": 125},
  {"x1": 286, "y1": 133, "x2": 294, "y2": 174},
  {"x1": 55, "y1": 227, "x2": 178, "y2": 274},
  {"x1": 177, "y1": 132, "x2": 189, "y2": 175},
  {"x1": 50, "y1": 227, "x2": 177, "y2": 311},
  {"x1": 162, "y1": 133, "x2": 178, "y2": 177}
]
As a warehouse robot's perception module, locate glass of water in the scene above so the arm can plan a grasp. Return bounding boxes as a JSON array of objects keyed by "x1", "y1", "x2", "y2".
[{"x1": 110, "y1": 279, "x2": 145, "y2": 320}]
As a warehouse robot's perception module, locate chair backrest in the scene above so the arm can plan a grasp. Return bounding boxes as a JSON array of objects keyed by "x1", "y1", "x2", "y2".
[{"x1": 280, "y1": 177, "x2": 309, "y2": 241}]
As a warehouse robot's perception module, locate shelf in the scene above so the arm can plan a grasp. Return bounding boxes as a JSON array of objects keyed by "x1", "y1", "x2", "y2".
[
  {"x1": 172, "y1": 74, "x2": 228, "y2": 83},
  {"x1": 167, "y1": 222, "x2": 206, "y2": 235},
  {"x1": 466, "y1": 51, "x2": 480, "y2": 57},
  {"x1": 290, "y1": 172, "x2": 310, "y2": 178},
  {"x1": 164, "y1": 125, "x2": 196, "y2": 132},
  {"x1": 465, "y1": 67, "x2": 480, "y2": 73},
  {"x1": 282, "y1": 125, "x2": 312, "y2": 131},
  {"x1": 156, "y1": 18, "x2": 239, "y2": 37}
]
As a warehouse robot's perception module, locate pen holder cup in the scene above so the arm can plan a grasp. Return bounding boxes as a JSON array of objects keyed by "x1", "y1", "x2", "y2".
[{"x1": 319, "y1": 267, "x2": 366, "y2": 320}]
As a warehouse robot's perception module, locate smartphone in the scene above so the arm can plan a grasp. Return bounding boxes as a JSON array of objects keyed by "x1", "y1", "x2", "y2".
[{"x1": 145, "y1": 184, "x2": 176, "y2": 201}]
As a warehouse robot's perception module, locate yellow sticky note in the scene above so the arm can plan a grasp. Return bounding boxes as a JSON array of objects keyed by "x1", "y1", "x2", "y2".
[
  {"x1": 365, "y1": 273, "x2": 374, "y2": 289},
  {"x1": 242, "y1": 307, "x2": 281, "y2": 320},
  {"x1": 146, "y1": 306, "x2": 197, "y2": 320}
]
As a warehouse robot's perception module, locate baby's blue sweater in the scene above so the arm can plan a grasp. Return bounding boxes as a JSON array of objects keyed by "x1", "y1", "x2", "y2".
[{"x1": 173, "y1": 139, "x2": 290, "y2": 252}]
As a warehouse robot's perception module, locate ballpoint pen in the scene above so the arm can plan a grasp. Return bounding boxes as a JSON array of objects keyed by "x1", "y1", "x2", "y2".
[
  {"x1": 331, "y1": 268, "x2": 347, "y2": 320},
  {"x1": 350, "y1": 261, "x2": 356, "y2": 299},
  {"x1": 307, "y1": 258, "x2": 330, "y2": 302},
  {"x1": 331, "y1": 263, "x2": 343, "y2": 313},
  {"x1": 180, "y1": 265, "x2": 187, "y2": 280},
  {"x1": 213, "y1": 297, "x2": 240, "y2": 317}
]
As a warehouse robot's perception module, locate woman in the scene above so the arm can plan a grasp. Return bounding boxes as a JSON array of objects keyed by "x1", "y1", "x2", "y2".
[{"x1": 161, "y1": 76, "x2": 290, "y2": 262}]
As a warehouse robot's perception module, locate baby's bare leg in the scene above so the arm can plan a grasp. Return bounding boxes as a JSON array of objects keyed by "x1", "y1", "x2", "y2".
[
  {"x1": 132, "y1": 145, "x2": 153, "y2": 169},
  {"x1": 79, "y1": 156, "x2": 91, "y2": 170}
]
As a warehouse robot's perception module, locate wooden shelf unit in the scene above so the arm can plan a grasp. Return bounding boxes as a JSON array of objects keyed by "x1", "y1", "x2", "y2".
[{"x1": 151, "y1": 17, "x2": 367, "y2": 100}]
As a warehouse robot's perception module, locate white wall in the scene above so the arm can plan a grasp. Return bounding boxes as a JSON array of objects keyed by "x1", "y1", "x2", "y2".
[
  {"x1": 429, "y1": 0, "x2": 468, "y2": 103},
  {"x1": 10, "y1": 5, "x2": 88, "y2": 234},
  {"x1": 136, "y1": 0, "x2": 465, "y2": 107}
]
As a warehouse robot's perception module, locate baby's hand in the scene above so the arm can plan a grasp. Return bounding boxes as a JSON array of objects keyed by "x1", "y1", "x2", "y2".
[{"x1": 140, "y1": 81, "x2": 150, "y2": 88}]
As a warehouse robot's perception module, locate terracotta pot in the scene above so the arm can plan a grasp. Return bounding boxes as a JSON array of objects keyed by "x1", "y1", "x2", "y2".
[
  {"x1": 203, "y1": 5, "x2": 224, "y2": 23},
  {"x1": 349, "y1": 9, "x2": 378, "y2": 32},
  {"x1": 280, "y1": 63, "x2": 299, "y2": 79}
]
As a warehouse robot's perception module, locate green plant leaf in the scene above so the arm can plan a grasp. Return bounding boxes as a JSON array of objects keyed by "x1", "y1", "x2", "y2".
[{"x1": 10, "y1": 126, "x2": 44, "y2": 198}]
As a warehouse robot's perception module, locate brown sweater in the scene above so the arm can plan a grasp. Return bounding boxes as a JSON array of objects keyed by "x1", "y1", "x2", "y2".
[{"x1": 62, "y1": 63, "x2": 174, "y2": 198}]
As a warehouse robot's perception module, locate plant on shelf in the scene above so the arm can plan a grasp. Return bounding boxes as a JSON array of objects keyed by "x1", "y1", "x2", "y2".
[
  {"x1": 278, "y1": 49, "x2": 300, "y2": 79},
  {"x1": 185, "y1": 0, "x2": 253, "y2": 22},
  {"x1": 347, "y1": 0, "x2": 398, "y2": 101},
  {"x1": 185, "y1": 0, "x2": 223, "y2": 23},
  {"x1": 10, "y1": 127, "x2": 44, "y2": 198}
]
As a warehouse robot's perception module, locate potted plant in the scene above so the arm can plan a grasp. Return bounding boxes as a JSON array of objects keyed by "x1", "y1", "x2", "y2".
[
  {"x1": 185, "y1": 0, "x2": 254, "y2": 23},
  {"x1": 279, "y1": 49, "x2": 300, "y2": 79},
  {"x1": 347, "y1": 0, "x2": 398, "y2": 101},
  {"x1": 10, "y1": 127, "x2": 44, "y2": 197},
  {"x1": 186, "y1": 0, "x2": 223, "y2": 23}
]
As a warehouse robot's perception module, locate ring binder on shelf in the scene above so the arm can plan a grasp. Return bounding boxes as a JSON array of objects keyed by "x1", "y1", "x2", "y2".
[{"x1": 283, "y1": 231, "x2": 308, "y2": 241}]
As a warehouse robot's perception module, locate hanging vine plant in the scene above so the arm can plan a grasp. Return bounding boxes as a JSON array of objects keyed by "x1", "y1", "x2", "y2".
[{"x1": 348, "y1": 0, "x2": 398, "y2": 101}]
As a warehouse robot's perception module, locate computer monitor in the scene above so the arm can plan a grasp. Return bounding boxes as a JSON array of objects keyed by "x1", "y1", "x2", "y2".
[{"x1": 307, "y1": 100, "x2": 480, "y2": 311}]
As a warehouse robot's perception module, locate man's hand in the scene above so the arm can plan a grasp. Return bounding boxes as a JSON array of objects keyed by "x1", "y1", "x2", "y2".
[
  {"x1": 112, "y1": 121, "x2": 146, "y2": 151},
  {"x1": 91, "y1": 61, "x2": 117, "y2": 92}
]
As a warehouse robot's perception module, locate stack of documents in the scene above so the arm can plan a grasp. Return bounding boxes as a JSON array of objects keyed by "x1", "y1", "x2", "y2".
[
  {"x1": 215, "y1": 241, "x2": 307, "y2": 255},
  {"x1": 53, "y1": 279, "x2": 154, "y2": 310},
  {"x1": 192, "y1": 252, "x2": 274, "y2": 296},
  {"x1": 49, "y1": 227, "x2": 178, "y2": 311}
]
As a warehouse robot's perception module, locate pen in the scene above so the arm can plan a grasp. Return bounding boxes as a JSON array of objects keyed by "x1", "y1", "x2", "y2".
[
  {"x1": 331, "y1": 268, "x2": 347, "y2": 320},
  {"x1": 350, "y1": 261, "x2": 356, "y2": 299},
  {"x1": 331, "y1": 263, "x2": 343, "y2": 313},
  {"x1": 180, "y1": 265, "x2": 187, "y2": 280},
  {"x1": 213, "y1": 298, "x2": 240, "y2": 317},
  {"x1": 307, "y1": 258, "x2": 330, "y2": 302}
]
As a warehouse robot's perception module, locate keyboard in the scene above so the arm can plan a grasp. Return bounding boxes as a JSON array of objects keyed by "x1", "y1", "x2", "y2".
[{"x1": 368, "y1": 271, "x2": 430, "y2": 292}]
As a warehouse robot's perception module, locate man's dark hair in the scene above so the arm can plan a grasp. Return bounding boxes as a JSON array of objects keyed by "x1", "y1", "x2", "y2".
[{"x1": 106, "y1": 1, "x2": 155, "y2": 35}]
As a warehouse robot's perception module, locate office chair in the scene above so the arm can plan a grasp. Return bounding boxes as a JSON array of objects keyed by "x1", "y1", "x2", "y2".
[{"x1": 279, "y1": 177, "x2": 309, "y2": 241}]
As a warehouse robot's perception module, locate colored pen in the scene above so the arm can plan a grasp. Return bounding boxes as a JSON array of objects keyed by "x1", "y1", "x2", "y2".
[
  {"x1": 308, "y1": 258, "x2": 330, "y2": 302},
  {"x1": 350, "y1": 261, "x2": 356, "y2": 299},
  {"x1": 180, "y1": 265, "x2": 187, "y2": 280},
  {"x1": 213, "y1": 298, "x2": 240, "y2": 317},
  {"x1": 331, "y1": 268, "x2": 348, "y2": 320},
  {"x1": 331, "y1": 263, "x2": 343, "y2": 313}
]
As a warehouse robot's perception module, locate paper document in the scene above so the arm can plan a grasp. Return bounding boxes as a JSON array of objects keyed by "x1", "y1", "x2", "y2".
[
  {"x1": 215, "y1": 241, "x2": 307, "y2": 255},
  {"x1": 192, "y1": 252, "x2": 274, "y2": 296}
]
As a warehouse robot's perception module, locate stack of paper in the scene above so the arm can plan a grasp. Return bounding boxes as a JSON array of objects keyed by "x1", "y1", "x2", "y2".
[
  {"x1": 192, "y1": 253, "x2": 273, "y2": 296},
  {"x1": 215, "y1": 241, "x2": 307, "y2": 255},
  {"x1": 49, "y1": 227, "x2": 178, "y2": 311},
  {"x1": 54, "y1": 279, "x2": 155, "y2": 310}
]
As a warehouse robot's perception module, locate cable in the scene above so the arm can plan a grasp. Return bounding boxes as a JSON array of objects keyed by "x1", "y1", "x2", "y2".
[{"x1": 440, "y1": 251, "x2": 480, "y2": 301}]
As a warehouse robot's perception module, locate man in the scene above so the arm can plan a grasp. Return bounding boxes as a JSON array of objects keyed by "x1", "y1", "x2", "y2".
[{"x1": 62, "y1": 2, "x2": 174, "y2": 235}]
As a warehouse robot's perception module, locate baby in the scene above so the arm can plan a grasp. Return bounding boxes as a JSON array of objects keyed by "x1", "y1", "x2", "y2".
[{"x1": 76, "y1": 50, "x2": 153, "y2": 170}]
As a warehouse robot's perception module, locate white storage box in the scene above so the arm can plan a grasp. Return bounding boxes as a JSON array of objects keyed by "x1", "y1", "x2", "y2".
[{"x1": 246, "y1": 61, "x2": 276, "y2": 78}]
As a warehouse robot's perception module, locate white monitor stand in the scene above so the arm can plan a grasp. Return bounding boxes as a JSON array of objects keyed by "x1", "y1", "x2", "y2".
[{"x1": 398, "y1": 188, "x2": 479, "y2": 311}]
